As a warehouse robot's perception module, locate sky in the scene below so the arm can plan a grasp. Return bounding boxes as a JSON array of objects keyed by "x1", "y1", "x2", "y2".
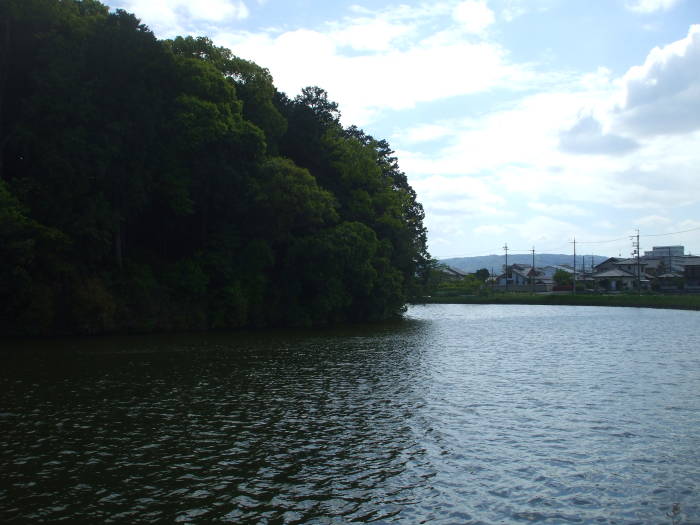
[{"x1": 102, "y1": 0, "x2": 700, "y2": 259}]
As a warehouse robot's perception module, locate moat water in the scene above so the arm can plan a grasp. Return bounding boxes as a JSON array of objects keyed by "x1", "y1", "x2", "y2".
[{"x1": 2, "y1": 304, "x2": 699, "y2": 523}]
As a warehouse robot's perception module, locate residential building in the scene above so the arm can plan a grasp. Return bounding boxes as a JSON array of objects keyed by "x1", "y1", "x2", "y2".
[
  {"x1": 495, "y1": 264, "x2": 554, "y2": 291},
  {"x1": 439, "y1": 266, "x2": 468, "y2": 280},
  {"x1": 685, "y1": 264, "x2": 700, "y2": 290},
  {"x1": 592, "y1": 258, "x2": 651, "y2": 291},
  {"x1": 644, "y1": 245, "x2": 684, "y2": 257}
]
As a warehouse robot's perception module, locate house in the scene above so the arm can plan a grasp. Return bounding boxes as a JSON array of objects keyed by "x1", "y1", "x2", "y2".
[
  {"x1": 494, "y1": 264, "x2": 528, "y2": 288},
  {"x1": 439, "y1": 265, "x2": 468, "y2": 280},
  {"x1": 640, "y1": 249, "x2": 700, "y2": 290},
  {"x1": 593, "y1": 258, "x2": 651, "y2": 291},
  {"x1": 494, "y1": 264, "x2": 554, "y2": 291},
  {"x1": 678, "y1": 256, "x2": 700, "y2": 271},
  {"x1": 639, "y1": 257, "x2": 664, "y2": 276},
  {"x1": 591, "y1": 257, "x2": 618, "y2": 273},
  {"x1": 510, "y1": 264, "x2": 534, "y2": 286},
  {"x1": 539, "y1": 265, "x2": 579, "y2": 291},
  {"x1": 655, "y1": 272, "x2": 685, "y2": 292},
  {"x1": 540, "y1": 265, "x2": 574, "y2": 279},
  {"x1": 592, "y1": 268, "x2": 639, "y2": 291},
  {"x1": 684, "y1": 264, "x2": 700, "y2": 291},
  {"x1": 594, "y1": 257, "x2": 648, "y2": 276}
]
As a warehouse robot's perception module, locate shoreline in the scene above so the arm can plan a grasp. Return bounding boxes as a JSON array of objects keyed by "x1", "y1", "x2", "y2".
[{"x1": 411, "y1": 293, "x2": 700, "y2": 311}]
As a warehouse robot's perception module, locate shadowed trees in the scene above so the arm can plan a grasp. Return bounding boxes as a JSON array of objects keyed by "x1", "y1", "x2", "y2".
[{"x1": 0, "y1": 0, "x2": 430, "y2": 335}]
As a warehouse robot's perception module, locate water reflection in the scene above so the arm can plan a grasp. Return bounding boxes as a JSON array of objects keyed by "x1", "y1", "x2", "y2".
[{"x1": 2, "y1": 305, "x2": 700, "y2": 523}]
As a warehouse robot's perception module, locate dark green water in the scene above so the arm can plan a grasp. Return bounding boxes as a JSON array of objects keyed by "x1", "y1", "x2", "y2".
[{"x1": 2, "y1": 304, "x2": 699, "y2": 523}]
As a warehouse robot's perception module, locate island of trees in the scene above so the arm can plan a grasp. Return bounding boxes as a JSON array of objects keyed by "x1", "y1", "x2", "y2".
[{"x1": 0, "y1": 0, "x2": 431, "y2": 335}]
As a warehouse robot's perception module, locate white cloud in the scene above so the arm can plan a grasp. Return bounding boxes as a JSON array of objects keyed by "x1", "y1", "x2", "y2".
[
  {"x1": 474, "y1": 224, "x2": 507, "y2": 235},
  {"x1": 511, "y1": 216, "x2": 579, "y2": 246},
  {"x1": 528, "y1": 202, "x2": 590, "y2": 217},
  {"x1": 400, "y1": 124, "x2": 454, "y2": 144},
  {"x1": 329, "y1": 18, "x2": 412, "y2": 52},
  {"x1": 499, "y1": 0, "x2": 556, "y2": 22},
  {"x1": 453, "y1": 1, "x2": 495, "y2": 34},
  {"x1": 394, "y1": 42, "x2": 700, "y2": 251},
  {"x1": 500, "y1": 0, "x2": 528, "y2": 22},
  {"x1": 216, "y1": 17, "x2": 533, "y2": 126},
  {"x1": 396, "y1": 87, "x2": 618, "y2": 179},
  {"x1": 626, "y1": 0, "x2": 682, "y2": 13},
  {"x1": 678, "y1": 219, "x2": 700, "y2": 229},
  {"x1": 411, "y1": 175, "x2": 506, "y2": 212},
  {"x1": 636, "y1": 214, "x2": 673, "y2": 226},
  {"x1": 595, "y1": 220, "x2": 616, "y2": 230},
  {"x1": 559, "y1": 115, "x2": 639, "y2": 155},
  {"x1": 112, "y1": 0, "x2": 249, "y2": 36},
  {"x1": 99, "y1": 0, "x2": 700, "y2": 256},
  {"x1": 616, "y1": 24, "x2": 700, "y2": 136},
  {"x1": 187, "y1": 0, "x2": 248, "y2": 21}
]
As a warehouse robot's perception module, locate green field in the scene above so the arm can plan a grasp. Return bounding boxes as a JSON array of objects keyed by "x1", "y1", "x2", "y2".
[{"x1": 414, "y1": 293, "x2": 700, "y2": 310}]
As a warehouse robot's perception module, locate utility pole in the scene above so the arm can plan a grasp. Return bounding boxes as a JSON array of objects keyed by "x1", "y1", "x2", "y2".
[
  {"x1": 637, "y1": 228, "x2": 642, "y2": 295},
  {"x1": 503, "y1": 243, "x2": 509, "y2": 292},
  {"x1": 571, "y1": 237, "x2": 577, "y2": 295},
  {"x1": 633, "y1": 229, "x2": 641, "y2": 293},
  {"x1": 531, "y1": 246, "x2": 535, "y2": 293}
]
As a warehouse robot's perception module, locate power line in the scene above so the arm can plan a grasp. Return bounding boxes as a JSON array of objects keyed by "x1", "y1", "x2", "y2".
[
  {"x1": 532, "y1": 242, "x2": 572, "y2": 253},
  {"x1": 642, "y1": 226, "x2": 700, "y2": 237},
  {"x1": 576, "y1": 226, "x2": 700, "y2": 244},
  {"x1": 575, "y1": 236, "x2": 629, "y2": 245}
]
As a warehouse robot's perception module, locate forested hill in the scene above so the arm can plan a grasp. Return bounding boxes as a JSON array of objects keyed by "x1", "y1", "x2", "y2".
[
  {"x1": 442, "y1": 254, "x2": 607, "y2": 274},
  {"x1": 0, "y1": 0, "x2": 430, "y2": 335}
]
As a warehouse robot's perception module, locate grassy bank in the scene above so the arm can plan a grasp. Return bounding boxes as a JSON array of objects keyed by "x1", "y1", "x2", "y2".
[{"x1": 413, "y1": 293, "x2": 700, "y2": 311}]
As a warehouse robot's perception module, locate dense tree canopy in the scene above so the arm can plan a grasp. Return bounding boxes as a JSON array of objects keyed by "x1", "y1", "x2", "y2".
[
  {"x1": 0, "y1": 0, "x2": 430, "y2": 335},
  {"x1": 553, "y1": 269, "x2": 573, "y2": 287}
]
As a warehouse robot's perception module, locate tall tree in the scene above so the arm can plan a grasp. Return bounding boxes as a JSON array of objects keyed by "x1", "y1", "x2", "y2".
[{"x1": 0, "y1": 1, "x2": 431, "y2": 335}]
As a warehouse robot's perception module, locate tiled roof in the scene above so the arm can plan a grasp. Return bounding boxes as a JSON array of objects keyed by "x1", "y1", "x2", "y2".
[
  {"x1": 593, "y1": 268, "x2": 636, "y2": 278},
  {"x1": 615, "y1": 258, "x2": 646, "y2": 265}
]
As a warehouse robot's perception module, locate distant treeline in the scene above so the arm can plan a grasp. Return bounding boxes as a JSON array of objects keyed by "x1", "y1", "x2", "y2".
[{"x1": 0, "y1": 0, "x2": 430, "y2": 335}]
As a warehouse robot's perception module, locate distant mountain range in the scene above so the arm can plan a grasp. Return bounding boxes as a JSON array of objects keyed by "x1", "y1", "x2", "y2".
[{"x1": 440, "y1": 254, "x2": 608, "y2": 274}]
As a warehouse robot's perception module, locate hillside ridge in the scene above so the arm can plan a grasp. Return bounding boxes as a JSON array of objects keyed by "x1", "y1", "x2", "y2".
[{"x1": 441, "y1": 254, "x2": 608, "y2": 274}]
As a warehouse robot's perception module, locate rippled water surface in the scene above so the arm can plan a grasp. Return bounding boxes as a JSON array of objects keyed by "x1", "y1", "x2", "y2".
[{"x1": 2, "y1": 304, "x2": 700, "y2": 523}]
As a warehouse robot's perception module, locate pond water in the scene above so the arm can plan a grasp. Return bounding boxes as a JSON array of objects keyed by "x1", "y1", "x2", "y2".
[{"x1": 1, "y1": 304, "x2": 699, "y2": 523}]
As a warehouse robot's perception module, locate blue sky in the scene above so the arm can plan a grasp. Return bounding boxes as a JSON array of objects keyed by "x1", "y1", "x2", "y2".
[{"x1": 104, "y1": 0, "x2": 700, "y2": 258}]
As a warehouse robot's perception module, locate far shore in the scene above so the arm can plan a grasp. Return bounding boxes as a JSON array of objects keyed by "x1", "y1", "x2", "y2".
[{"x1": 412, "y1": 292, "x2": 700, "y2": 311}]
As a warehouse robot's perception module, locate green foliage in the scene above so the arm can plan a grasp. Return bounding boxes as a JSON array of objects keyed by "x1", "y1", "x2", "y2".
[
  {"x1": 0, "y1": 0, "x2": 430, "y2": 335},
  {"x1": 250, "y1": 157, "x2": 338, "y2": 240},
  {"x1": 165, "y1": 259, "x2": 209, "y2": 298},
  {"x1": 475, "y1": 268, "x2": 490, "y2": 282},
  {"x1": 0, "y1": 179, "x2": 69, "y2": 334},
  {"x1": 435, "y1": 275, "x2": 483, "y2": 296},
  {"x1": 553, "y1": 269, "x2": 573, "y2": 286}
]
